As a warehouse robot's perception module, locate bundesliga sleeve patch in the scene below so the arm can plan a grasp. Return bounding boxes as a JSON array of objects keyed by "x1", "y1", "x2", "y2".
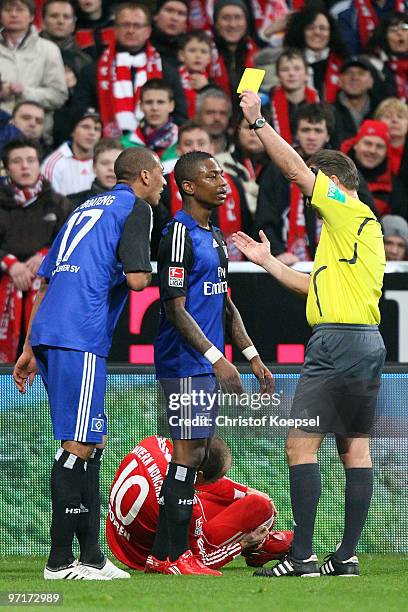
[{"x1": 168, "y1": 266, "x2": 185, "y2": 287}]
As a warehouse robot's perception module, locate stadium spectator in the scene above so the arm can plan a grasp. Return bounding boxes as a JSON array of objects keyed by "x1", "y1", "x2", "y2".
[
  {"x1": 269, "y1": 48, "x2": 319, "y2": 145},
  {"x1": 330, "y1": 0, "x2": 407, "y2": 56},
  {"x1": 334, "y1": 57, "x2": 377, "y2": 143},
  {"x1": 341, "y1": 119, "x2": 408, "y2": 218},
  {"x1": 374, "y1": 97, "x2": 408, "y2": 186},
  {"x1": 216, "y1": 113, "x2": 270, "y2": 217},
  {"x1": 210, "y1": 0, "x2": 258, "y2": 113},
  {"x1": 160, "y1": 120, "x2": 252, "y2": 260},
  {"x1": 121, "y1": 79, "x2": 178, "y2": 174},
  {"x1": 41, "y1": 107, "x2": 102, "y2": 195},
  {"x1": 52, "y1": 50, "x2": 86, "y2": 147},
  {"x1": 0, "y1": 109, "x2": 21, "y2": 155},
  {"x1": 67, "y1": 137, "x2": 124, "y2": 207},
  {"x1": 177, "y1": 30, "x2": 212, "y2": 119},
  {"x1": 40, "y1": 0, "x2": 91, "y2": 75},
  {"x1": 256, "y1": 103, "x2": 377, "y2": 264},
  {"x1": 195, "y1": 86, "x2": 232, "y2": 154},
  {"x1": 74, "y1": 0, "x2": 114, "y2": 59},
  {"x1": 11, "y1": 101, "x2": 45, "y2": 141},
  {"x1": 254, "y1": 0, "x2": 289, "y2": 48},
  {"x1": 284, "y1": 6, "x2": 349, "y2": 103},
  {"x1": 382, "y1": 214, "x2": 408, "y2": 261},
  {"x1": 0, "y1": 137, "x2": 71, "y2": 363},
  {"x1": 365, "y1": 12, "x2": 408, "y2": 102},
  {"x1": 151, "y1": 0, "x2": 188, "y2": 66},
  {"x1": 107, "y1": 435, "x2": 293, "y2": 572},
  {"x1": 0, "y1": 0, "x2": 68, "y2": 142},
  {"x1": 74, "y1": 2, "x2": 187, "y2": 137}
]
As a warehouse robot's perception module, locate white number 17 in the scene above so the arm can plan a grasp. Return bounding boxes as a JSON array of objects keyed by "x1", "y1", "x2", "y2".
[{"x1": 56, "y1": 209, "x2": 103, "y2": 265}]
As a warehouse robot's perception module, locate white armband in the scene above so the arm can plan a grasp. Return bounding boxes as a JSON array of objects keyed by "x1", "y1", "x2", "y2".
[
  {"x1": 204, "y1": 346, "x2": 223, "y2": 364},
  {"x1": 242, "y1": 346, "x2": 259, "y2": 361}
]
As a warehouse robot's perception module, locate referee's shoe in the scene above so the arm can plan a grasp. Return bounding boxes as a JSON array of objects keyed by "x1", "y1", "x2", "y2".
[
  {"x1": 253, "y1": 553, "x2": 320, "y2": 577},
  {"x1": 320, "y1": 553, "x2": 360, "y2": 576}
]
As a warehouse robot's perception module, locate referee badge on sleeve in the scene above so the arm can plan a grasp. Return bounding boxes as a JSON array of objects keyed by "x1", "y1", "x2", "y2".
[{"x1": 169, "y1": 266, "x2": 185, "y2": 287}]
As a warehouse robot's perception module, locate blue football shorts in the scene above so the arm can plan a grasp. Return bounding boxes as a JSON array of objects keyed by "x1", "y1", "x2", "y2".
[
  {"x1": 33, "y1": 346, "x2": 107, "y2": 443},
  {"x1": 160, "y1": 374, "x2": 219, "y2": 440}
]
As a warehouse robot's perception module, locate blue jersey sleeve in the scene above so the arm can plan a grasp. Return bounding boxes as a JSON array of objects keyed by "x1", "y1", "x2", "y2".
[{"x1": 158, "y1": 220, "x2": 194, "y2": 301}]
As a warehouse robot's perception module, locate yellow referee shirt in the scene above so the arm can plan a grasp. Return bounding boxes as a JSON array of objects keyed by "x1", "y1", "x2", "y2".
[{"x1": 306, "y1": 171, "x2": 385, "y2": 326}]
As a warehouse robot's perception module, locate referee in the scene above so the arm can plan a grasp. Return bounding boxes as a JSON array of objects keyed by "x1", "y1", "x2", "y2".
[{"x1": 233, "y1": 91, "x2": 386, "y2": 578}]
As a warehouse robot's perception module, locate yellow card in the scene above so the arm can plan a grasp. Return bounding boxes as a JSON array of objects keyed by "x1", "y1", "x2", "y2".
[{"x1": 236, "y1": 68, "x2": 266, "y2": 94}]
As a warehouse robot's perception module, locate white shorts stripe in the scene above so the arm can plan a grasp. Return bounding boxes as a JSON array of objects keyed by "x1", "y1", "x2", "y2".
[
  {"x1": 74, "y1": 352, "x2": 90, "y2": 440},
  {"x1": 80, "y1": 354, "x2": 96, "y2": 442},
  {"x1": 78, "y1": 352, "x2": 93, "y2": 441}
]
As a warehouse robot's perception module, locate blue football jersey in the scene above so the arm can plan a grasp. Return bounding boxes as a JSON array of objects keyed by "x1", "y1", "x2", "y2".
[
  {"x1": 154, "y1": 209, "x2": 229, "y2": 379},
  {"x1": 31, "y1": 184, "x2": 152, "y2": 357}
]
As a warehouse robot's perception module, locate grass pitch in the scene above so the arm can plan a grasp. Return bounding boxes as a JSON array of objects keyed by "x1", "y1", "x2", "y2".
[{"x1": 0, "y1": 556, "x2": 407, "y2": 612}]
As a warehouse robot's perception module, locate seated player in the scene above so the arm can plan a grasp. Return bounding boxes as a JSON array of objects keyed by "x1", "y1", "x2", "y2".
[{"x1": 106, "y1": 435, "x2": 293, "y2": 573}]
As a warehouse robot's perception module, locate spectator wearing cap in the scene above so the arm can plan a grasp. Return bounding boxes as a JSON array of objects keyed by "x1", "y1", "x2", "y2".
[
  {"x1": 375, "y1": 97, "x2": 408, "y2": 189},
  {"x1": 0, "y1": 0, "x2": 68, "y2": 143},
  {"x1": 74, "y1": 2, "x2": 187, "y2": 137},
  {"x1": 151, "y1": 0, "x2": 188, "y2": 66},
  {"x1": 74, "y1": 0, "x2": 114, "y2": 59},
  {"x1": 382, "y1": 214, "x2": 408, "y2": 261},
  {"x1": 67, "y1": 137, "x2": 124, "y2": 207},
  {"x1": 210, "y1": 0, "x2": 258, "y2": 114},
  {"x1": 41, "y1": 108, "x2": 102, "y2": 195},
  {"x1": 0, "y1": 137, "x2": 72, "y2": 362},
  {"x1": 40, "y1": 0, "x2": 91, "y2": 75},
  {"x1": 341, "y1": 119, "x2": 408, "y2": 218},
  {"x1": 334, "y1": 56, "x2": 377, "y2": 143},
  {"x1": 284, "y1": 6, "x2": 349, "y2": 103}
]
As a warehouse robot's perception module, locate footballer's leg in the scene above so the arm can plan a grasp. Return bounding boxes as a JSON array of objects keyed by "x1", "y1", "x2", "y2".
[
  {"x1": 149, "y1": 375, "x2": 221, "y2": 575},
  {"x1": 320, "y1": 435, "x2": 371, "y2": 577},
  {"x1": 254, "y1": 429, "x2": 323, "y2": 578}
]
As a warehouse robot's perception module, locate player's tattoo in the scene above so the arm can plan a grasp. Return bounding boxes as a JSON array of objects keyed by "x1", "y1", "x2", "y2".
[
  {"x1": 225, "y1": 296, "x2": 253, "y2": 352},
  {"x1": 165, "y1": 297, "x2": 214, "y2": 355}
]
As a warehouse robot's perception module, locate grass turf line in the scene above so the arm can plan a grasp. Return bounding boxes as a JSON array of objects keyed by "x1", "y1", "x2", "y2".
[{"x1": 0, "y1": 556, "x2": 407, "y2": 612}]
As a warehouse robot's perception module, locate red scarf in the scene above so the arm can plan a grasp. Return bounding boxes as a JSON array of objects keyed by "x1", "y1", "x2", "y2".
[
  {"x1": 271, "y1": 86, "x2": 319, "y2": 144},
  {"x1": 286, "y1": 183, "x2": 311, "y2": 261},
  {"x1": 388, "y1": 55, "x2": 408, "y2": 101},
  {"x1": 168, "y1": 171, "x2": 244, "y2": 260},
  {"x1": 323, "y1": 52, "x2": 343, "y2": 103},
  {"x1": 0, "y1": 247, "x2": 48, "y2": 363},
  {"x1": 355, "y1": 0, "x2": 405, "y2": 48},
  {"x1": 390, "y1": 143, "x2": 404, "y2": 174},
  {"x1": 178, "y1": 64, "x2": 209, "y2": 119},
  {"x1": 129, "y1": 122, "x2": 178, "y2": 156},
  {"x1": 75, "y1": 26, "x2": 115, "y2": 51},
  {"x1": 188, "y1": 0, "x2": 214, "y2": 32},
  {"x1": 97, "y1": 41, "x2": 162, "y2": 137},
  {"x1": 210, "y1": 38, "x2": 257, "y2": 96},
  {"x1": 250, "y1": 0, "x2": 289, "y2": 29},
  {"x1": 5, "y1": 175, "x2": 44, "y2": 207}
]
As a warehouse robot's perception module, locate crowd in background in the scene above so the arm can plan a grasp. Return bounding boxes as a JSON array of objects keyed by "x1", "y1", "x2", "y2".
[{"x1": 1, "y1": 0, "x2": 408, "y2": 362}]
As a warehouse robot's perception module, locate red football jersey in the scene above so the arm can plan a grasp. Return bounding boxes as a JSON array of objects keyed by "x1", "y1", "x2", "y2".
[{"x1": 106, "y1": 436, "x2": 248, "y2": 570}]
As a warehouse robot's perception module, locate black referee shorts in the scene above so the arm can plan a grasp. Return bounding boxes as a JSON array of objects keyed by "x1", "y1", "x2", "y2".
[{"x1": 290, "y1": 324, "x2": 387, "y2": 436}]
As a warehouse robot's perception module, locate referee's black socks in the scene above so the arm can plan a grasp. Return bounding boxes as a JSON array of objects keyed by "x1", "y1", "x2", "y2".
[
  {"x1": 152, "y1": 462, "x2": 197, "y2": 563},
  {"x1": 76, "y1": 448, "x2": 105, "y2": 566},
  {"x1": 289, "y1": 463, "x2": 321, "y2": 560},
  {"x1": 335, "y1": 467, "x2": 373, "y2": 561},
  {"x1": 48, "y1": 449, "x2": 87, "y2": 569}
]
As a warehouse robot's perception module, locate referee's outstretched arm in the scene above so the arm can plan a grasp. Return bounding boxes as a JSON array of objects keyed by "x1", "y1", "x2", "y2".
[{"x1": 239, "y1": 91, "x2": 316, "y2": 197}]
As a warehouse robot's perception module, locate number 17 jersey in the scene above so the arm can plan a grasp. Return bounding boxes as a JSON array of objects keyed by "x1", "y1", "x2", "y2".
[{"x1": 30, "y1": 184, "x2": 153, "y2": 358}]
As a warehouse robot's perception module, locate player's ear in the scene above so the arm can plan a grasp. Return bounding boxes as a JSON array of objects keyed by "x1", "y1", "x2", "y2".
[
  {"x1": 330, "y1": 174, "x2": 340, "y2": 186},
  {"x1": 140, "y1": 169, "x2": 150, "y2": 185},
  {"x1": 182, "y1": 179, "x2": 194, "y2": 196}
]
